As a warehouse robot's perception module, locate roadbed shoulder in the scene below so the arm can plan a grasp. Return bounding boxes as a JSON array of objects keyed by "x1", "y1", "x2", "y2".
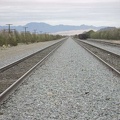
[
  {"x1": 87, "y1": 39, "x2": 120, "y2": 44},
  {"x1": 0, "y1": 39, "x2": 63, "y2": 68}
]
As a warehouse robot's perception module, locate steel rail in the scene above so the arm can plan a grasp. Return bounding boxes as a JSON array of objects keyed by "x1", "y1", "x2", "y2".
[
  {"x1": 78, "y1": 39, "x2": 120, "y2": 57},
  {"x1": 0, "y1": 39, "x2": 66, "y2": 73},
  {"x1": 86, "y1": 39, "x2": 120, "y2": 47},
  {"x1": 74, "y1": 39, "x2": 120, "y2": 75},
  {"x1": 0, "y1": 40, "x2": 65, "y2": 104}
]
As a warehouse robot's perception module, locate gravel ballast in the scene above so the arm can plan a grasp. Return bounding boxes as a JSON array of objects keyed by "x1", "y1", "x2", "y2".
[
  {"x1": 75, "y1": 39, "x2": 120, "y2": 72},
  {"x1": 0, "y1": 39, "x2": 63, "y2": 68},
  {"x1": 82, "y1": 40, "x2": 120, "y2": 56},
  {"x1": 0, "y1": 40, "x2": 64, "y2": 94},
  {"x1": 0, "y1": 37, "x2": 120, "y2": 120}
]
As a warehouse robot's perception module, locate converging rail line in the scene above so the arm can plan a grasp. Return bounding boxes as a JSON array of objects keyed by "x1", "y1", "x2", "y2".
[
  {"x1": 0, "y1": 38, "x2": 119, "y2": 119},
  {"x1": 0, "y1": 39, "x2": 66, "y2": 104},
  {"x1": 81, "y1": 39, "x2": 120, "y2": 56},
  {"x1": 74, "y1": 38, "x2": 120, "y2": 75},
  {"x1": 86, "y1": 39, "x2": 120, "y2": 47}
]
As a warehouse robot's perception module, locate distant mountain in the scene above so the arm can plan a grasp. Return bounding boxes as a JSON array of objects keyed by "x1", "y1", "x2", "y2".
[{"x1": 0, "y1": 22, "x2": 107, "y2": 33}]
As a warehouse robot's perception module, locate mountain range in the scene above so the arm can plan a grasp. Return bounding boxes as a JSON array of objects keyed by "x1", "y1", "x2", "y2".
[{"x1": 0, "y1": 22, "x2": 107, "y2": 34}]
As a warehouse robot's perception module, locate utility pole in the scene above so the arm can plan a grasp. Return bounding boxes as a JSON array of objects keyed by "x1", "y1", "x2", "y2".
[
  {"x1": 5, "y1": 24, "x2": 13, "y2": 46},
  {"x1": 33, "y1": 29, "x2": 37, "y2": 41},
  {"x1": 24, "y1": 27, "x2": 28, "y2": 35},
  {"x1": 23, "y1": 27, "x2": 28, "y2": 44},
  {"x1": 6, "y1": 24, "x2": 12, "y2": 34}
]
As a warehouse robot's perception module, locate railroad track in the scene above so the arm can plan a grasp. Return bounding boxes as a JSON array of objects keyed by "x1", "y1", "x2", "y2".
[
  {"x1": 0, "y1": 39, "x2": 65, "y2": 104},
  {"x1": 86, "y1": 39, "x2": 120, "y2": 47},
  {"x1": 74, "y1": 39, "x2": 120, "y2": 75}
]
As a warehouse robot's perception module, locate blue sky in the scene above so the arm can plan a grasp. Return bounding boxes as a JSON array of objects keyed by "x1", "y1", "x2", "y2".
[{"x1": 0, "y1": 0, "x2": 120, "y2": 27}]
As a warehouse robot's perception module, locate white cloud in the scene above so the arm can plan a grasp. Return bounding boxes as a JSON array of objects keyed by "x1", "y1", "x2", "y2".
[{"x1": 0, "y1": 0, "x2": 120, "y2": 27}]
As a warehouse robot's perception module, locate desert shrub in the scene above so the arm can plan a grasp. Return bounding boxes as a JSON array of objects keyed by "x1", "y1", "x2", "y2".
[{"x1": 0, "y1": 30, "x2": 64, "y2": 46}]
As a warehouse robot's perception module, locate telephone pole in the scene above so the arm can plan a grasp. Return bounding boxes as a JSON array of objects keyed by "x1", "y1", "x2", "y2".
[
  {"x1": 24, "y1": 27, "x2": 28, "y2": 35},
  {"x1": 23, "y1": 27, "x2": 28, "y2": 44},
  {"x1": 6, "y1": 24, "x2": 12, "y2": 34}
]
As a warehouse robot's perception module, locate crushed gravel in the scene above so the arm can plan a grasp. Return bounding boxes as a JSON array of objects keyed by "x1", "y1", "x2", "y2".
[
  {"x1": 82, "y1": 40, "x2": 120, "y2": 56},
  {"x1": 74, "y1": 39, "x2": 120, "y2": 72},
  {"x1": 0, "y1": 40, "x2": 64, "y2": 94},
  {"x1": 0, "y1": 39, "x2": 63, "y2": 68},
  {"x1": 0, "y1": 37, "x2": 120, "y2": 120}
]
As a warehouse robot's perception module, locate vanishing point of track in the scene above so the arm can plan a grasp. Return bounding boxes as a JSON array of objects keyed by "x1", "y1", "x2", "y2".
[{"x1": 0, "y1": 37, "x2": 120, "y2": 104}]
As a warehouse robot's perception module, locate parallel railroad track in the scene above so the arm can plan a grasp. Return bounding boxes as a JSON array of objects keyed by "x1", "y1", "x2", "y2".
[
  {"x1": 74, "y1": 39, "x2": 120, "y2": 75},
  {"x1": 86, "y1": 39, "x2": 120, "y2": 47},
  {"x1": 0, "y1": 39, "x2": 65, "y2": 104}
]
